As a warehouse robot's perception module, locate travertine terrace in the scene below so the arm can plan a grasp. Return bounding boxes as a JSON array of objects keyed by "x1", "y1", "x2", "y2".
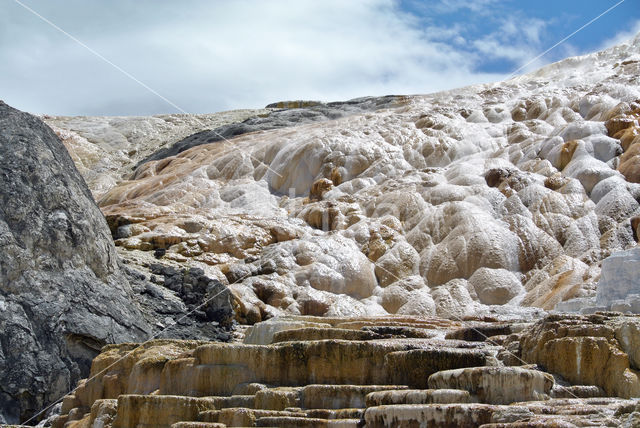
[
  {"x1": 55, "y1": 313, "x2": 640, "y2": 427},
  {"x1": 62, "y1": 33, "x2": 640, "y2": 321},
  {"x1": 4, "y1": 27, "x2": 640, "y2": 428}
]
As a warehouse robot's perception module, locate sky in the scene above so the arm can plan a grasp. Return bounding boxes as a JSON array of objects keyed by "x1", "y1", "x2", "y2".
[{"x1": 1, "y1": 0, "x2": 639, "y2": 116}]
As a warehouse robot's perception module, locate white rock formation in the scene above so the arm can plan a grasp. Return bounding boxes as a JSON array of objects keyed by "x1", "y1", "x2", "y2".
[
  {"x1": 468, "y1": 268, "x2": 523, "y2": 305},
  {"x1": 43, "y1": 109, "x2": 269, "y2": 199},
  {"x1": 52, "y1": 32, "x2": 640, "y2": 319}
]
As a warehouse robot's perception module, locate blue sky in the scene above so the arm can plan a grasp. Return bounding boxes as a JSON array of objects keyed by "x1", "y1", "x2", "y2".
[
  {"x1": 400, "y1": 0, "x2": 640, "y2": 73},
  {"x1": 1, "y1": 0, "x2": 639, "y2": 116}
]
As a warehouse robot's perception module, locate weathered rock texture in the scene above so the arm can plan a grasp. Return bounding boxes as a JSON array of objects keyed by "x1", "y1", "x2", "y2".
[
  {"x1": 0, "y1": 103, "x2": 235, "y2": 425},
  {"x1": 55, "y1": 313, "x2": 640, "y2": 427},
  {"x1": 53, "y1": 33, "x2": 640, "y2": 322},
  {"x1": 0, "y1": 101, "x2": 151, "y2": 423}
]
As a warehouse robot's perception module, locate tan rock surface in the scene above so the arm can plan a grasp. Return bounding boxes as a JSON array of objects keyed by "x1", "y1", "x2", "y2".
[
  {"x1": 54, "y1": 314, "x2": 640, "y2": 427},
  {"x1": 509, "y1": 313, "x2": 640, "y2": 398}
]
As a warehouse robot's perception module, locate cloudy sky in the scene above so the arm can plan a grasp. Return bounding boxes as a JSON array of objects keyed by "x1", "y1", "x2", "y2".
[{"x1": 1, "y1": 0, "x2": 639, "y2": 116}]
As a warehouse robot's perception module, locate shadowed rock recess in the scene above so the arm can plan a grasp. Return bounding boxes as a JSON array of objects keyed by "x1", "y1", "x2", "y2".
[{"x1": 5, "y1": 31, "x2": 640, "y2": 428}]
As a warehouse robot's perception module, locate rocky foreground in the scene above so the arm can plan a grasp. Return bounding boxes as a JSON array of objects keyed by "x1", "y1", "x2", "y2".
[{"x1": 53, "y1": 313, "x2": 640, "y2": 427}]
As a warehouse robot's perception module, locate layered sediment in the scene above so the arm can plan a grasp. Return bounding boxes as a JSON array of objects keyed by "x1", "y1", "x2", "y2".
[{"x1": 54, "y1": 313, "x2": 640, "y2": 427}]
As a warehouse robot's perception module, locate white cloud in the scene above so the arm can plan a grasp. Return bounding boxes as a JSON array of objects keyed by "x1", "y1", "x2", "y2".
[
  {"x1": 520, "y1": 19, "x2": 548, "y2": 45},
  {"x1": 0, "y1": 0, "x2": 511, "y2": 115},
  {"x1": 429, "y1": 0, "x2": 501, "y2": 14},
  {"x1": 468, "y1": 16, "x2": 551, "y2": 74},
  {"x1": 422, "y1": 23, "x2": 467, "y2": 44},
  {"x1": 0, "y1": 0, "x2": 574, "y2": 116}
]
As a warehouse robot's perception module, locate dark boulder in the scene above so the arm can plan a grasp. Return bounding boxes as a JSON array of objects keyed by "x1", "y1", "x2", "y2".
[
  {"x1": 0, "y1": 102, "x2": 153, "y2": 423},
  {"x1": 150, "y1": 264, "x2": 234, "y2": 328}
]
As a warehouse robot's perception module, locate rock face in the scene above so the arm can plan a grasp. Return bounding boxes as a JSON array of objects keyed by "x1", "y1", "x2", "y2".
[
  {"x1": 0, "y1": 103, "x2": 236, "y2": 424},
  {"x1": 0, "y1": 101, "x2": 151, "y2": 423},
  {"x1": 55, "y1": 313, "x2": 640, "y2": 427}
]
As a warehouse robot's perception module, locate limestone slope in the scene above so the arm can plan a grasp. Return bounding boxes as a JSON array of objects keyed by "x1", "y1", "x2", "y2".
[
  {"x1": 43, "y1": 109, "x2": 269, "y2": 200},
  {"x1": 61, "y1": 34, "x2": 640, "y2": 322}
]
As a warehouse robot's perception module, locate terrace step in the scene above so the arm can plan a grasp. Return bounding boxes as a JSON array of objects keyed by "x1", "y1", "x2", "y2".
[
  {"x1": 52, "y1": 315, "x2": 640, "y2": 428},
  {"x1": 199, "y1": 408, "x2": 305, "y2": 426},
  {"x1": 255, "y1": 416, "x2": 360, "y2": 427},
  {"x1": 364, "y1": 403, "x2": 501, "y2": 428},
  {"x1": 171, "y1": 423, "x2": 226, "y2": 428},
  {"x1": 365, "y1": 389, "x2": 474, "y2": 406}
]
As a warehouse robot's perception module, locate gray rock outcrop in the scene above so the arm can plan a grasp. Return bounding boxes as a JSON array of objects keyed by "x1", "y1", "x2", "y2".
[
  {"x1": 1, "y1": 100, "x2": 239, "y2": 425},
  {"x1": 0, "y1": 101, "x2": 153, "y2": 423},
  {"x1": 0, "y1": 102, "x2": 235, "y2": 424}
]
